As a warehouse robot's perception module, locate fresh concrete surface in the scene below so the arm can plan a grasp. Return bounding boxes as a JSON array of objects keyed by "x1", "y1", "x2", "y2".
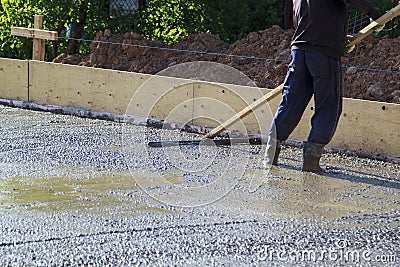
[{"x1": 0, "y1": 105, "x2": 399, "y2": 266}]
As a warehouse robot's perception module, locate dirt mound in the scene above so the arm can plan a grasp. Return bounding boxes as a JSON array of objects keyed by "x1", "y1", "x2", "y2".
[
  {"x1": 174, "y1": 32, "x2": 228, "y2": 50},
  {"x1": 54, "y1": 26, "x2": 400, "y2": 104},
  {"x1": 342, "y1": 36, "x2": 400, "y2": 103},
  {"x1": 218, "y1": 26, "x2": 294, "y2": 89},
  {"x1": 226, "y1": 25, "x2": 292, "y2": 59}
]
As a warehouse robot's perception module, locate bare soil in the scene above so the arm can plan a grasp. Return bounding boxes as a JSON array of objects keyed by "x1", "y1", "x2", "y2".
[{"x1": 54, "y1": 25, "x2": 400, "y2": 104}]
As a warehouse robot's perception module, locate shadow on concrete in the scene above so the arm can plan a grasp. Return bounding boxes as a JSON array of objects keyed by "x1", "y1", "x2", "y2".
[
  {"x1": 324, "y1": 167, "x2": 400, "y2": 190},
  {"x1": 278, "y1": 163, "x2": 400, "y2": 190}
]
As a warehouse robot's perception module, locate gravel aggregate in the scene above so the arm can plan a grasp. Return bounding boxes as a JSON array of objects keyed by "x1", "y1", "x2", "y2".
[{"x1": 0, "y1": 105, "x2": 399, "y2": 266}]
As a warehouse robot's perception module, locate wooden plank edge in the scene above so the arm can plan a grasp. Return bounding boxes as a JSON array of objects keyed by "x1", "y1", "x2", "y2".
[{"x1": 11, "y1": 27, "x2": 58, "y2": 41}]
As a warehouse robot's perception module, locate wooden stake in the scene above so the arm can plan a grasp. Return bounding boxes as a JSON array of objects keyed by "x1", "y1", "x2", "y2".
[
  {"x1": 33, "y1": 15, "x2": 45, "y2": 61},
  {"x1": 11, "y1": 15, "x2": 58, "y2": 61}
]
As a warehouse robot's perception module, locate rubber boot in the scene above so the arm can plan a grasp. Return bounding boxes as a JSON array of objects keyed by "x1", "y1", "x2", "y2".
[
  {"x1": 263, "y1": 138, "x2": 281, "y2": 167},
  {"x1": 302, "y1": 141, "x2": 325, "y2": 173}
]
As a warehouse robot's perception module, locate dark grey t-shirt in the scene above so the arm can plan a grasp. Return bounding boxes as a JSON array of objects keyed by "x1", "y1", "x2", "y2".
[{"x1": 291, "y1": 0, "x2": 381, "y2": 60}]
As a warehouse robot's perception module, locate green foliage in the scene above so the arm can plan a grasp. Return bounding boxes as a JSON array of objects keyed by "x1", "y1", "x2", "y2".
[
  {"x1": 0, "y1": 0, "x2": 41, "y2": 59},
  {"x1": 0, "y1": 0, "x2": 140, "y2": 59},
  {"x1": 139, "y1": 0, "x2": 206, "y2": 44},
  {"x1": 203, "y1": 0, "x2": 280, "y2": 43},
  {"x1": 1, "y1": 0, "x2": 398, "y2": 60},
  {"x1": 139, "y1": 0, "x2": 281, "y2": 43},
  {"x1": 204, "y1": 0, "x2": 248, "y2": 43},
  {"x1": 0, "y1": 0, "x2": 281, "y2": 60}
]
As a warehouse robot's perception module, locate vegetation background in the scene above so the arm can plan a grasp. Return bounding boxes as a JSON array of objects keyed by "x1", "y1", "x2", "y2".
[{"x1": 0, "y1": 0, "x2": 398, "y2": 61}]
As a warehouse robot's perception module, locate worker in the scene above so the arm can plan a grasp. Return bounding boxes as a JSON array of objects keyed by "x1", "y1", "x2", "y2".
[{"x1": 264, "y1": 0, "x2": 382, "y2": 172}]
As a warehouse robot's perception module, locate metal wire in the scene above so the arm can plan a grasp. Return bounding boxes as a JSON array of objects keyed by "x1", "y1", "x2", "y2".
[
  {"x1": 58, "y1": 36, "x2": 400, "y2": 75},
  {"x1": 58, "y1": 36, "x2": 290, "y2": 63}
]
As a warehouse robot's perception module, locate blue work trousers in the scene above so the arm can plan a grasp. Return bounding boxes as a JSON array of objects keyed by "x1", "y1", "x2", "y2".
[{"x1": 270, "y1": 50, "x2": 343, "y2": 145}]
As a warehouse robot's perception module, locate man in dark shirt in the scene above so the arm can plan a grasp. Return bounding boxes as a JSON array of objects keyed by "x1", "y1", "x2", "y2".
[{"x1": 265, "y1": 0, "x2": 381, "y2": 172}]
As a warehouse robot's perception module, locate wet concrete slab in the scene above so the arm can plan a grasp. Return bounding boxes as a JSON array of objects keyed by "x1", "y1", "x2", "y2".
[{"x1": 0, "y1": 105, "x2": 399, "y2": 266}]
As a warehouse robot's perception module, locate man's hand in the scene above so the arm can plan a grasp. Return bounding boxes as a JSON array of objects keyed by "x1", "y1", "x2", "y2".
[
  {"x1": 370, "y1": 19, "x2": 385, "y2": 36},
  {"x1": 346, "y1": 45, "x2": 355, "y2": 53},
  {"x1": 346, "y1": 34, "x2": 355, "y2": 53}
]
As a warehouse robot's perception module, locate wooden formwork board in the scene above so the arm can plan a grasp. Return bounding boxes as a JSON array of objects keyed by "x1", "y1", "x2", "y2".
[
  {"x1": 0, "y1": 58, "x2": 399, "y2": 158},
  {"x1": 332, "y1": 99, "x2": 400, "y2": 157},
  {"x1": 262, "y1": 88, "x2": 400, "y2": 158},
  {"x1": 28, "y1": 60, "x2": 150, "y2": 114},
  {"x1": 0, "y1": 58, "x2": 29, "y2": 101},
  {"x1": 129, "y1": 78, "x2": 275, "y2": 135},
  {"x1": 135, "y1": 80, "x2": 276, "y2": 135},
  {"x1": 181, "y1": 82, "x2": 274, "y2": 135},
  {"x1": 126, "y1": 74, "x2": 196, "y2": 119}
]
